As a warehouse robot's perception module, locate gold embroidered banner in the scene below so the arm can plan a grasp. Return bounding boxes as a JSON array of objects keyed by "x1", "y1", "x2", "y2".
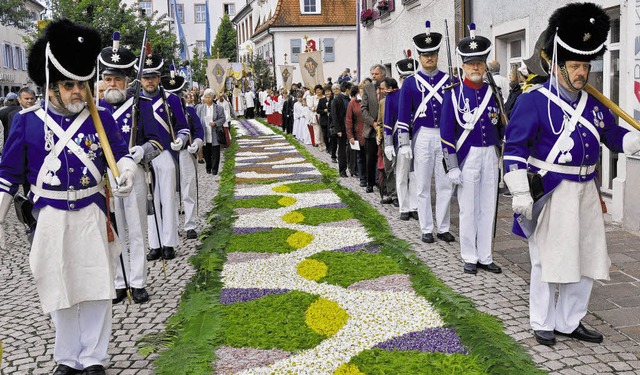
[
  {"x1": 297, "y1": 50, "x2": 324, "y2": 89},
  {"x1": 279, "y1": 65, "x2": 295, "y2": 91},
  {"x1": 206, "y1": 58, "x2": 229, "y2": 95}
]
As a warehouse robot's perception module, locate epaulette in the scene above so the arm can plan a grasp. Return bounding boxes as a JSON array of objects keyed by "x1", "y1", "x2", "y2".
[{"x1": 20, "y1": 104, "x2": 41, "y2": 114}]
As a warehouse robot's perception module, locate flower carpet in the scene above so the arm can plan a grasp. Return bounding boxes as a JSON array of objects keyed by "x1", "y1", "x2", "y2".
[{"x1": 146, "y1": 119, "x2": 543, "y2": 374}]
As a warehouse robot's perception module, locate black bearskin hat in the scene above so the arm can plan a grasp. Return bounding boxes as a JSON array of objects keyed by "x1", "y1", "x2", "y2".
[
  {"x1": 542, "y1": 2, "x2": 610, "y2": 63},
  {"x1": 28, "y1": 19, "x2": 102, "y2": 87}
]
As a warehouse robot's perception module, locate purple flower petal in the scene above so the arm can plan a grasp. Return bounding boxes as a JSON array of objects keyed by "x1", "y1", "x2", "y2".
[
  {"x1": 232, "y1": 227, "x2": 275, "y2": 235},
  {"x1": 220, "y1": 288, "x2": 290, "y2": 304},
  {"x1": 312, "y1": 202, "x2": 348, "y2": 209},
  {"x1": 374, "y1": 328, "x2": 468, "y2": 354},
  {"x1": 332, "y1": 242, "x2": 381, "y2": 254}
]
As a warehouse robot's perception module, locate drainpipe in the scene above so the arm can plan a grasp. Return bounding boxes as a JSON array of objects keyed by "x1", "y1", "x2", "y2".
[
  {"x1": 267, "y1": 27, "x2": 277, "y2": 88},
  {"x1": 356, "y1": 0, "x2": 361, "y2": 83}
]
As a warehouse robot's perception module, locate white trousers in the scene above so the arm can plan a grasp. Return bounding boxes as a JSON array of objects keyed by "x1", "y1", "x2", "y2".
[
  {"x1": 50, "y1": 300, "x2": 111, "y2": 369},
  {"x1": 179, "y1": 149, "x2": 197, "y2": 231},
  {"x1": 395, "y1": 152, "x2": 418, "y2": 214},
  {"x1": 109, "y1": 166, "x2": 148, "y2": 289},
  {"x1": 148, "y1": 151, "x2": 179, "y2": 248},
  {"x1": 528, "y1": 233, "x2": 592, "y2": 332},
  {"x1": 457, "y1": 146, "x2": 498, "y2": 264},
  {"x1": 413, "y1": 129, "x2": 452, "y2": 234}
]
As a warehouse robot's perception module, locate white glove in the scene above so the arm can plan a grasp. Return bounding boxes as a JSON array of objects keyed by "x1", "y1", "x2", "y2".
[
  {"x1": 170, "y1": 137, "x2": 184, "y2": 151},
  {"x1": 384, "y1": 145, "x2": 396, "y2": 160},
  {"x1": 503, "y1": 169, "x2": 533, "y2": 220},
  {"x1": 114, "y1": 169, "x2": 135, "y2": 197},
  {"x1": 399, "y1": 145, "x2": 413, "y2": 159},
  {"x1": 623, "y1": 132, "x2": 640, "y2": 155},
  {"x1": 129, "y1": 145, "x2": 144, "y2": 164},
  {"x1": 187, "y1": 138, "x2": 202, "y2": 154},
  {"x1": 447, "y1": 167, "x2": 462, "y2": 185}
]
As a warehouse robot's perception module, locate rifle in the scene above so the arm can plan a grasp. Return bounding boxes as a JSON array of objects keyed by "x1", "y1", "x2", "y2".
[
  {"x1": 129, "y1": 29, "x2": 148, "y2": 149},
  {"x1": 443, "y1": 20, "x2": 460, "y2": 91}
]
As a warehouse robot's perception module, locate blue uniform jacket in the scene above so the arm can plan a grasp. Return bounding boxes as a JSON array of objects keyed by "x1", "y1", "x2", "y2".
[
  {"x1": 139, "y1": 91, "x2": 190, "y2": 157},
  {"x1": 100, "y1": 97, "x2": 163, "y2": 150},
  {"x1": 0, "y1": 105, "x2": 131, "y2": 213},
  {"x1": 396, "y1": 70, "x2": 449, "y2": 142},
  {"x1": 383, "y1": 89, "x2": 400, "y2": 148},
  {"x1": 440, "y1": 80, "x2": 502, "y2": 166},
  {"x1": 504, "y1": 80, "x2": 628, "y2": 237}
]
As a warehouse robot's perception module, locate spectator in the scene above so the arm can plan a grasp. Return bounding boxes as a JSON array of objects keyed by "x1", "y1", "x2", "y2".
[
  {"x1": 330, "y1": 81, "x2": 351, "y2": 177},
  {"x1": 487, "y1": 60, "x2": 511, "y2": 102},
  {"x1": 0, "y1": 93, "x2": 19, "y2": 143}
]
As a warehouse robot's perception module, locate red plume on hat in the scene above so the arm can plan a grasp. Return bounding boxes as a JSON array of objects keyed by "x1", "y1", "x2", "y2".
[{"x1": 543, "y1": 2, "x2": 610, "y2": 63}]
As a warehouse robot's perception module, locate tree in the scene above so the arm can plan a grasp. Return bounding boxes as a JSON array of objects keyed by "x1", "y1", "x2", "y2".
[
  {"x1": 43, "y1": 0, "x2": 178, "y2": 70},
  {"x1": 0, "y1": 0, "x2": 33, "y2": 30},
  {"x1": 249, "y1": 55, "x2": 274, "y2": 90},
  {"x1": 188, "y1": 47, "x2": 208, "y2": 88},
  {"x1": 212, "y1": 14, "x2": 237, "y2": 62}
]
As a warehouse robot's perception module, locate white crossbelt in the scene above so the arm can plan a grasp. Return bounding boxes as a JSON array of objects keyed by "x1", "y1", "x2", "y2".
[
  {"x1": 528, "y1": 157, "x2": 596, "y2": 176},
  {"x1": 454, "y1": 88, "x2": 493, "y2": 150},
  {"x1": 152, "y1": 98, "x2": 171, "y2": 134},
  {"x1": 30, "y1": 179, "x2": 106, "y2": 201},
  {"x1": 413, "y1": 74, "x2": 448, "y2": 122}
]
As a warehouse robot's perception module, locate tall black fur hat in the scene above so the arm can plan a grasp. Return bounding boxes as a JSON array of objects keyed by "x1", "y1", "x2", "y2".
[
  {"x1": 99, "y1": 31, "x2": 137, "y2": 77},
  {"x1": 542, "y1": 2, "x2": 610, "y2": 63},
  {"x1": 28, "y1": 19, "x2": 102, "y2": 87},
  {"x1": 456, "y1": 23, "x2": 491, "y2": 63},
  {"x1": 412, "y1": 21, "x2": 442, "y2": 55}
]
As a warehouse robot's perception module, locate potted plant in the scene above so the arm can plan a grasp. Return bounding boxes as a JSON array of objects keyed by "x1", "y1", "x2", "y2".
[
  {"x1": 376, "y1": 0, "x2": 389, "y2": 10},
  {"x1": 360, "y1": 8, "x2": 373, "y2": 23}
]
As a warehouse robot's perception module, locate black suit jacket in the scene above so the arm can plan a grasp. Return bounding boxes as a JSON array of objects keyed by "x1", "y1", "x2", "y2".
[{"x1": 329, "y1": 93, "x2": 349, "y2": 137}]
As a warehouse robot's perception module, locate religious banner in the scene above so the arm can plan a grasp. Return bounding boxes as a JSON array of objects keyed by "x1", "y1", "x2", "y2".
[
  {"x1": 297, "y1": 50, "x2": 325, "y2": 89},
  {"x1": 229, "y1": 62, "x2": 245, "y2": 80},
  {"x1": 206, "y1": 58, "x2": 229, "y2": 95},
  {"x1": 279, "y1": 65, "x2": 294, "y2": 91}
]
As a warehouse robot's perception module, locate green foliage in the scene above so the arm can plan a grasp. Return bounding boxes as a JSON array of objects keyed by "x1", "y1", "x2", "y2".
[
  {"x1": 212, "y1": 14, "x2": 236, "y2": 61},
  {"x1": 249, "y1": 55, "x2": 275, "y2": 89},
  {"x1": 311, "y1": 251, "x2": 405, "y2": 288},
  {"x1": 0, "y1": 0, "x2": 34, "y2": 30},
  {"x1": 221, "y1": 291, "x2": 325, "y2": 351},
  {"x1": 233, "y1": 194, "x2": 291, "y2": 209},
  {"x1": 46, "y1": 0, "x2": 178, "y2": 68},
  {"x1": 226, "y1": 228, "x2": 300, "y2": 254},
  {"x1": 189, "y1": 47, "x2": 208, "y2": 87},
  {"x1": 350, "y1": 349, "x2": 487, "y2": 375},
  {"x1": 275, "y1": 181, "x2": 329, "y2": 194},
  {"x1": 294, "y1": 207, "x2": 354, "y2": 226}
]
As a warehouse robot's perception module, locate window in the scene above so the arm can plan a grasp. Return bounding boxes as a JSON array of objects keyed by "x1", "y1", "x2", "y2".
[
  {"x1": 323, "y1": 38, "x2": 334, "y2": 62},
  {"x1": 290, "y1": 39, "x2": 301, "y2": 63},
  {"x1": 194, "y1": 4, "x2": 206, "y2": 23},
  {"x1": 138, "y1": 1, "x2": 152, "y2": 17},
  {"x1": 224, "y1": 3, "x2": 235, "y2": 16},
  {"x1": 21, "y1": 47, "x2": 27, "y2": 70},
  {"x1": 300, "y1": 0, "x2": 320, "y2": 14},
  {"x1": 13, "y1": 46, "x2": 20, "y2": 71},
  {"x1": 196, "y1": 40, "x2": 207, "y2": 56},
  {"x1": 169, "y1": 3, "x2": 185, "y2": 23},
  {"x1": 3, "y1": 44, "x2": 12, "y2": 69}
]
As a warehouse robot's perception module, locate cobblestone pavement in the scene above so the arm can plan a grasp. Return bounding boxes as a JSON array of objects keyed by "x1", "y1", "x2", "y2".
[
  {"x1": 4, "y1": 125, "x2": 640, "y2": 374},
  {"x1": 304, "y1": 141, "x2": 640, "y2": 375},
  {"x1": 0, "y1": 153, "x2": 222, "y2": 375}
]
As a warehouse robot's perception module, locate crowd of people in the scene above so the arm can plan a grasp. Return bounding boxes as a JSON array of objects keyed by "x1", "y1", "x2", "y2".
[{"x1": 0, "y1": 2, "x2": 639, "y2": 373}]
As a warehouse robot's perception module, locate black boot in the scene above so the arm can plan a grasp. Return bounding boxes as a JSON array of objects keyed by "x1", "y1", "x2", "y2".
[
  {"x1": 112, "y1": 288, "x2": 128, "y2": 304},
  {"x1": 83, "y1": 365, "x2": 106, "y2": 375},
  {"x1": 131, "y1": 287, "x2": 149, "y2": 303},
  {"x1": 162, "y1": 246, "x2": 176, "y2": 260},
  {"x1": 53, "y1": 364, "x2": 82, "y2": 375},
  {"x1": 147, "y1": 248, "x2": 161, "y2": 261}
]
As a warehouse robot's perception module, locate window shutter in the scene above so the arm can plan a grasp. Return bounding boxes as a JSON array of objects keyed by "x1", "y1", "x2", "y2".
[
  {"x1": 323, "y1": 38, "x2": 335, "y2": 62},
  {"x1": 291, "y1": 39, "x2": 301, "y2": 63}
]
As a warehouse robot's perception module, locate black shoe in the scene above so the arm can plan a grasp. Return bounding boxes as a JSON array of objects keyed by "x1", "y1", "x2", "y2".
[
  {"x1": 112, "y1": 288, "x2": 128, "y2": 304},
  {"x1": 534, "y1": 330, "x2": 556, "y2": 346},
  {"x1": 83, "y1": 365, "x2": 106, "y2": 375},
  {"x1": 53, "y1": 364, "x2": 82, "y2": 375},
  {"x1": 392, "y1": 199, "x2": 399, "y2": 207},
  {"x1": 421, "y1": 233, "x2": 434, "y2": 243},
  {"x1": 400, "y1": 212, "x2": 410, "y2": 221},
  {"x1": 147, "y1": 248, "x2": 161, "y2": 261},
  {"x1": 186, "y1": 229, "x2": 198, "y2": 239},
  {"x1": 198, "y1": 159, "x2": 205, "y2": 164},
  {"x1": 331, "y1": 158, "x2": 338, "y2": 163},
  {"x1": 477, "y1": 262, "x2": 502, "y2": 274},
  {"x1": 555, "y1": 323, "x2": 603, "y2": 343},
  {"x1": 366, "y1": 186, "x2": 373, "y2": 193},
  {"x1": 381, "y1": 196, "x2": 393, "y2": 204},
  {"x1": 206, "y1": 170, "x2": 212, "y2": 174},
  {"x1": 409, "y1": 211, "x2": 419, "y2": 220},
  {"x1": 162, "y1": 246, "x2": 176, "y2": 260},
  {"x1": 131, "y1": 287, "x2": 149, "y2": 304},
  {"x1": 339, "y1": 172, "x2": 348, "y2": 177},
  {"x1": 436, "y1": 232, "x2": 456, "y2": 243},
  {"x1": 463, "y1": 262, "x2": 478, "y2": 274},
  {"x1": 359, "y1": 181, "x2": 367, "y2": 187}
]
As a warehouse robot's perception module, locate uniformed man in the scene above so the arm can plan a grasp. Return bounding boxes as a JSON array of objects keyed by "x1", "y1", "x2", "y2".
[
  {"x1": 161, "y1": 68, "x2": 204, "y2": 240},
  {"x1": 384, "y1": 55, "x2": 419, "y2": 210},
  {"x1": 397, "y1": 21, "x2": 455, "y2": 243},
  {"x1": 503, "y1": 2, "x2": 640, "y2": 346},
  {"x1": 440, "y1": 23, "x2": 502, "y2": 275},
  {"x1": 99, "y1": 33, "x2": 163, "y2": 304},
  {"x1": 0, "y1": 20, "x2": 136, "y2": 375},
  {"x1": 138, "y1": 51, "x2": 191, "y2": 261}
]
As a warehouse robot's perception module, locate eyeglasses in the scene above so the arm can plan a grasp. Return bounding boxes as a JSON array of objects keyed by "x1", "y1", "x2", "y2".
[{"x1": 60, "y1": 81, "x2": 88, "y2": 90}]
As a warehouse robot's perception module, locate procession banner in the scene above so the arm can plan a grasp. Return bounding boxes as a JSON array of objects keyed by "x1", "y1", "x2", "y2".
[
  {"x1": 297, "y1": 50, "x2": 324, "y2": 89},
  {"x1": 279, "y1": 65, "x2": 295, "y2": 91},
  {"x1": 206, "y1": 58, "x2": 229, "y2": 95}
]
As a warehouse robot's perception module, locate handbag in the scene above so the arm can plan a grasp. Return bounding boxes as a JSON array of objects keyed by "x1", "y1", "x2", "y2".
[{"x1": 217, "y1": 126, "x2": 227, "y2": 145}]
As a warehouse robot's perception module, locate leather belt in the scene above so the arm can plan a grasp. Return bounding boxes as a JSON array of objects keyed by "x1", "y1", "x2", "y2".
[
  {"x1": 30, "y1": 180, "x2": 106, "y2": 201},
  {"x1": 529, "y1": 157, "x2": 596, "y2": 176}
]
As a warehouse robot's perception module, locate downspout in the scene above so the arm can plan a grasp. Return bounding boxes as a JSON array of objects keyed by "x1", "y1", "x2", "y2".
[
  {"x1": 267, "y1": 27, "x2": 276, "y2": 88},
  {"x1": 356, "y1": 0, "x2": 361, "y2": 83}
]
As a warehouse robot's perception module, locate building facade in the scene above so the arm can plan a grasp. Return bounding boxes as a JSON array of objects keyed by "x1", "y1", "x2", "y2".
[
  {"x1": 0, "y1": 0, "x2": 46, "y2": 97},
  {"x1": 359, "y1": 0, "x2": 640, "y2": 229},
  {"x1": 234, "y1": 0, "x2": 356, "y2": 88}
]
